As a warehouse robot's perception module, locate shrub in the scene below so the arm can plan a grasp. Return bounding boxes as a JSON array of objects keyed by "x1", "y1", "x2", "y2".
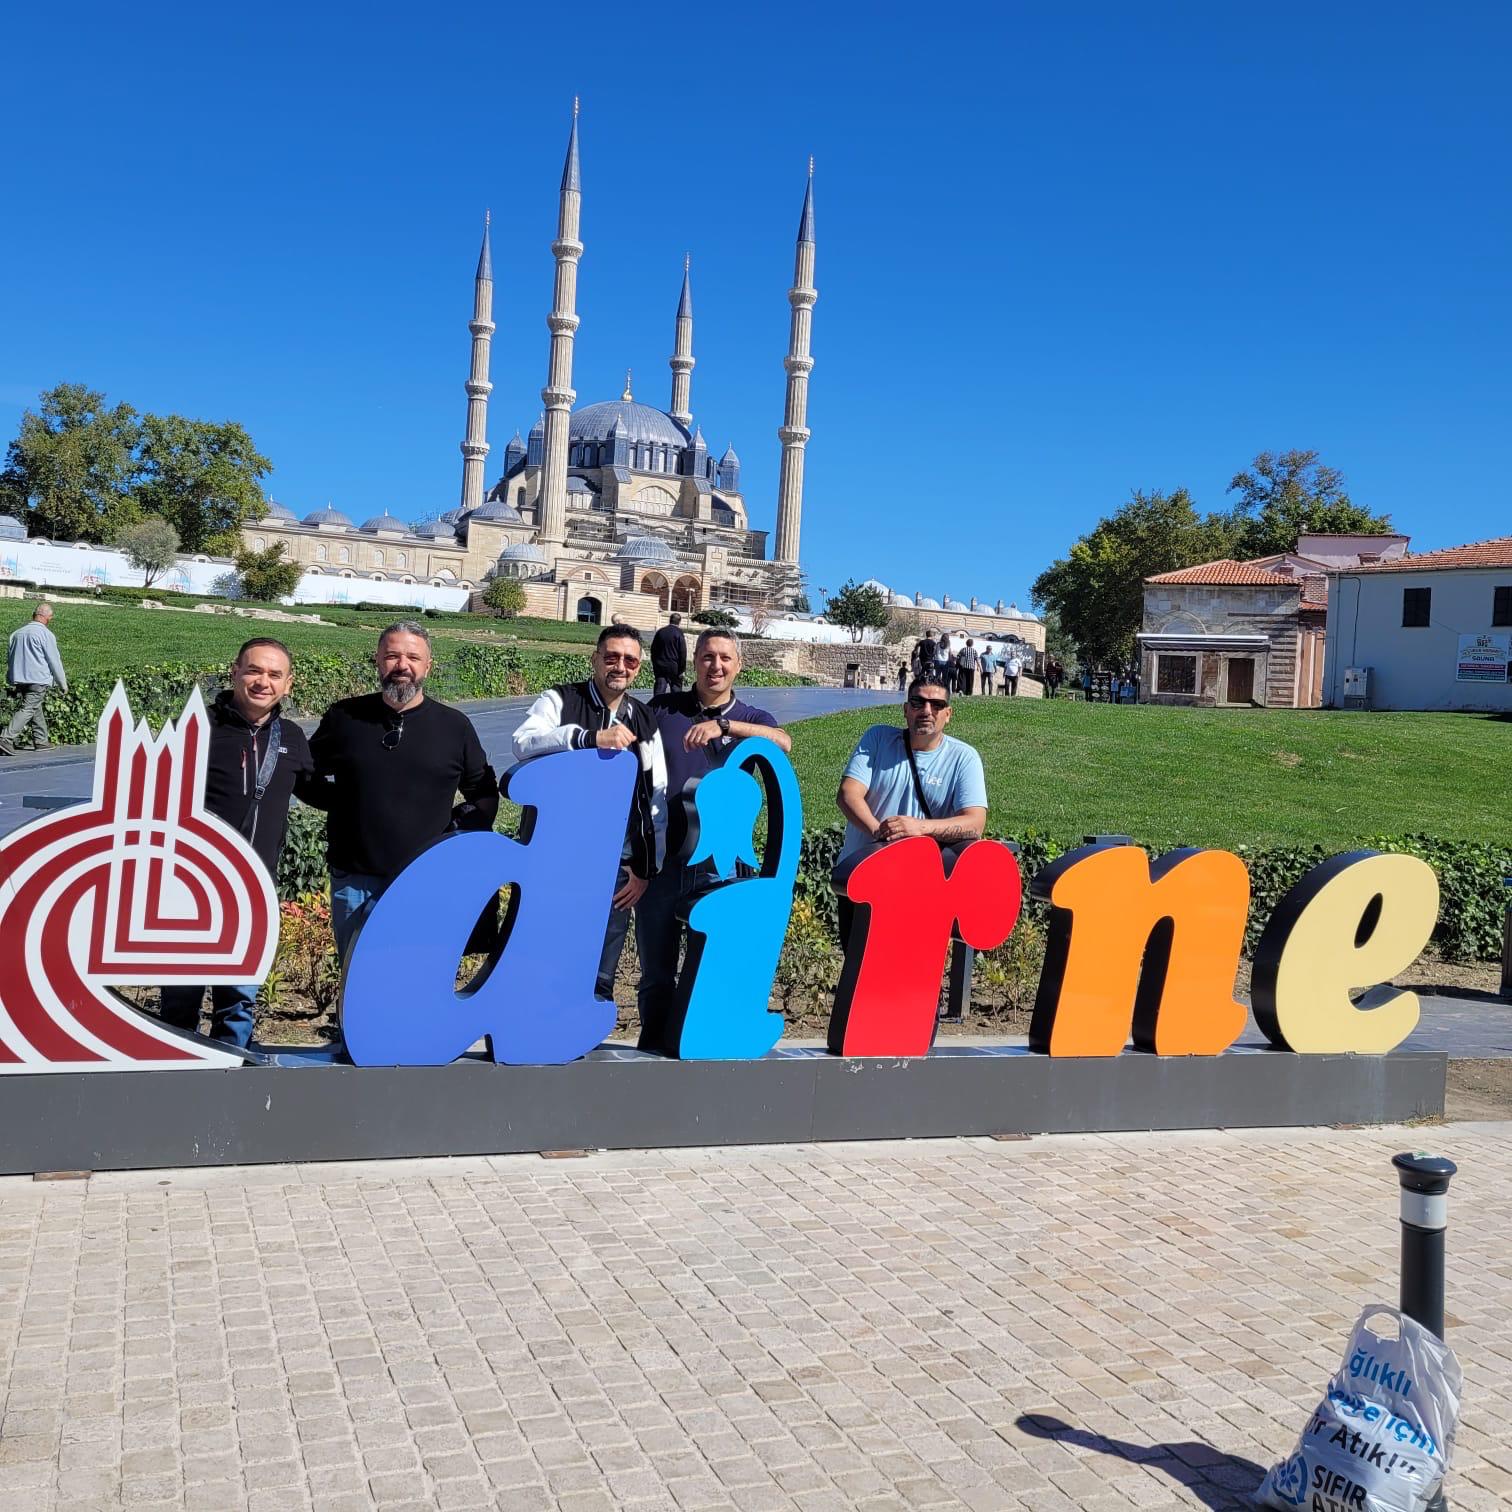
[{"x1": 481, "y1": 577, "x2": 526, "y2": 618}]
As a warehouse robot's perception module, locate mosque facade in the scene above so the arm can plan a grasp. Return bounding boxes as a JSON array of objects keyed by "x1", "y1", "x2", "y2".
[{"x1": 240, "y1": 107, "x2": 815, "y2": 628}]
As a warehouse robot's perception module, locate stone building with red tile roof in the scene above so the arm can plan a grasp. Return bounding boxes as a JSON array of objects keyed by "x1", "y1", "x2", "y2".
[{"x1": 1322, "y1": 535, "x2": 1512, "y2": 710}]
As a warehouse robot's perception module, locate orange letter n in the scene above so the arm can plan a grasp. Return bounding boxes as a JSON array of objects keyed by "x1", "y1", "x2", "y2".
[{"x1": 1028, "y1": 844, "x2": 1249, "y2": 1057}]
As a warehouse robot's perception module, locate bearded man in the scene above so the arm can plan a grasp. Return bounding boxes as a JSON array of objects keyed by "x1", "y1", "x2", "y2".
[{"x1": 308, "y1": 621, "x2": 499, "y2": 960}]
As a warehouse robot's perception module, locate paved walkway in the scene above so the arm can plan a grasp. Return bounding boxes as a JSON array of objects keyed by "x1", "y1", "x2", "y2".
[
  {"x1": 2, "y1": 1123, "x2": 1510, "y2": 1511},
  {"x1": 0, "y1": 687, "x2": 899, "y2": 841}
]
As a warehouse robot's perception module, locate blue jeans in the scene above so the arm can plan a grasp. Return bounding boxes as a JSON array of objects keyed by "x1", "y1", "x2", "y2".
[
  {"x1": 330, "y1": 871, "x2": 390, "y2": 963},
  {"x1": 158, "y1": 983, "x2": 258, "y2": 1048}
]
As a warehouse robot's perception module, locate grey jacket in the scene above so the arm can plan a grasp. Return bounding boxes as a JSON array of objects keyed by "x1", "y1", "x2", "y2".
[{"x1": 6, "y1": 621, "x2": 67, "y2": 691}]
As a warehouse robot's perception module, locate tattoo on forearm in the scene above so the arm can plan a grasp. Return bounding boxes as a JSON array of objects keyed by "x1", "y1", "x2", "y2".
[{"x1": 932, "y1": 820, "x2": 980, "y2": 845}]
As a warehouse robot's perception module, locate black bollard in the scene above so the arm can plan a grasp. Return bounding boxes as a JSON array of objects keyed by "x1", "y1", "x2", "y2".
[
  {"x1": 1392, "y1": 1151, "x2": 1456, "y2": 1339},
  {"x1": 1392, "y1": 1151, "x2": 1456, "y2": 1512}
]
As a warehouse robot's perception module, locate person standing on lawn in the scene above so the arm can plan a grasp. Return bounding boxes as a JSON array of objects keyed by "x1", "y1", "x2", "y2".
[
  {"x1": 1, "y1": 603, "x2": 67, "y2": 755},
  {"x1": 157, "y1": 638, "x2": 318, "y2": 1048},
  {"x1": 510, "y1": 623, "x2": 668, "y2": 1001},
  {"x1": 650, "y1": 612, "x2": 687, "y2": 694},
  {"x1": 308, "y1": 621, "x2": 499, "y2": 961}
]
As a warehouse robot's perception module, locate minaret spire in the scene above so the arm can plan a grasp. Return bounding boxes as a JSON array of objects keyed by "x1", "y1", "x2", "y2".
[
  {"x1": 538, "y1": 104, "x2": 583, "y2": 554},
  {"x1": 668, "y1": 254, "x2": 694, "y2": 429},
  {"x1": 773, "y1": 162, "x2": 817, "y2": 567},
  {"x1": 459, "y1": 209, "x2": 495, "y2": 512}
]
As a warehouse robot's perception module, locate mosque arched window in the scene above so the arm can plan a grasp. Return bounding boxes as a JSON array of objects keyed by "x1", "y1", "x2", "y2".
[
  {"x1": 315, "y1": 545, "x2": 327, "y2": 562},
  {"x1": 395, "y1": 552, "x2": 406, "y2": 568},
  {"x1": 373, "y1": 550, "x2": 384, "y2": 565},
  {"x1": 338, "y1": 546, "x2": 350, "y2": 564}
]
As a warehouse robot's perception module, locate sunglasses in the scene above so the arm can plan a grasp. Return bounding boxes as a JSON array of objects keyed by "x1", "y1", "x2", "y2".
[
  {"x1": 908, "y1": 696, "x2": 950, "y2": 712},
  {"x1": 381, "y1": 721, "x2": 404, "y2": 750},
  {"x1": 599, "y1": 653, "x2": 641, "y2": 668}
]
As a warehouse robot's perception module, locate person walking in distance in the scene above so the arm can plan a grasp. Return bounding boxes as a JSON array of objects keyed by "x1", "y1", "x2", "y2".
[
  {"x1": 1, "y1": 602, "x2": 67, "y2": 755},
  {"x1": 1003, "y1": 647, "x2": 1023, "y2": 697},
  {"x1": 157, "y1": 638, "x2": 318, "y2": 1047},
  {"x1": 308, "y1": 622, "x2": 499, "y2": 961},
  {"x1": 510, "y1": 625, "x2": 668, "y2": 1001},
  {"x1": 957, "y1": 638, "x2": 979, "y2": 696},
  {"x1": 650, "y1": 612, "x2": 687, "y2": 695}
]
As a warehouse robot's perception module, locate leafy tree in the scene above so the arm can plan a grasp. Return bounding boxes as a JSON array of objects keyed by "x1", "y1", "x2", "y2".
[
  {"x1": 0, "y1": 383, "x2": 141, "y2": 541},
  {"x1": 692, "y1": 607, "x2": 740, "y2": 628},
  {"x1": 824, "y1": 578, "x2": 890, "y2": 642},
  {"x1": 481, "y1": 576, "x2": 526, "y2": 617},
  {"x1": 1031, "y1": 489, "x2": 1242, "y2": 668},
  {"x1": 134, "y1": 413, "x2": 272, "y2": 554},
  {"x1": 1227, "y1": 449, "x2": 1391, "y2": 558},
  {"x1": 233, "y1": 541, "x2": 303, "y2": 601},
  {"x1": 1038, "y1": 607, "x2": 1079, "y2": 667},
  {"x1": 113, "y1": 518, "x2": 181, "y2": 588}
]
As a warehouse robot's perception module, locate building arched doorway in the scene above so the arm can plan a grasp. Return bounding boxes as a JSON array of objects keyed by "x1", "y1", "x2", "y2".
[
  {"x1": 670, "y1": 575, "x2": 700, "y2": 614},
  {"x1": 576, "y1": 595, "x2": 602, "y2": 624},
  {"x1": 640, "y1": 572, "x2": 670, "y2": 611}
]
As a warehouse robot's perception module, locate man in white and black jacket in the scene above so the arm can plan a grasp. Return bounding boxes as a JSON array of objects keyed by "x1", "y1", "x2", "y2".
[{"x1": 510, "y1": 623, "x2": 668, "y2": 1000}]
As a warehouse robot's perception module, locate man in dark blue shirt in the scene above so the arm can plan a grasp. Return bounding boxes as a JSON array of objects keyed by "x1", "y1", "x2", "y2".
[{"x1": 637, "y1": 628, "x2": 791, "y2": 1053}]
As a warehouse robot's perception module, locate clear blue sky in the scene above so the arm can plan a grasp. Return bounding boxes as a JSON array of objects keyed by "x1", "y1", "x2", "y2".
[{"x1": 2, "y1": 3, "x2": 1508, "y2": 609}]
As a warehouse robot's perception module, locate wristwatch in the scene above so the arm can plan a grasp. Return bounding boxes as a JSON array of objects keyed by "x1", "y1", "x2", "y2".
[{"x1": 717, "y1": 716, "x2": 731, "y2": 738}]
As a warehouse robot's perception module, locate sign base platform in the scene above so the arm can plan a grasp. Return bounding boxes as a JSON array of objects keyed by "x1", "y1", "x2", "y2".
[{"x1": 0, "y1": 1044, "x2": 1446, "y2": 1176}]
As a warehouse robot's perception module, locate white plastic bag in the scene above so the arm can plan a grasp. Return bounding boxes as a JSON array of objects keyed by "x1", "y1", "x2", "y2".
[{"x1": 1258, "y1": 1305, "x2": 1461, "y2": 1512}]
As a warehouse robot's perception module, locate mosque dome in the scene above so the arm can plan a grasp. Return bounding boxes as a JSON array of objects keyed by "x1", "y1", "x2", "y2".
[
  {"x1": 302, "y1": 506, "x2": 353, "y2": 528},
  {"x1": 860, "y1": 577, "x2": 890, "y2": 596},
  {"x1": 469, "y1": 498, "x2": 524, "y2": 523},
  {"x1": 499, "y1": 542, "x2": 548, "y2": 564},
  {"x1": 569, "y1": 400, "x2": 690, "y2": 449},
  {"x1": 565, "y1": 476, "x2": 597, "y2": 495},
  {"x1": 889, "y1": 591, "x2": 913, "y2": 607},
  {"x1": 917, "y1": 596, "x2": 941, "y2": 611},
  {"x1": 0, "y1": 514, "x2": 25, "y2": 541},
  {"x1": 439, "y1": 506, "x2": 465, "y2": 526},
  {"x1": 942, "y1": 596, "x2": 967, "y2": 611},
  {"x1": 411, "y1": 518, "x2": 456, "y2": 540},
  {"x1": 359, "y1": 511, "x2": 409, "y2": 534},
  {"x1": 613, "y1": 535, "x2": 678, "y2": 566},
  {"x1": 261, "y1": 499, "x2": 297, "y2": 522}
]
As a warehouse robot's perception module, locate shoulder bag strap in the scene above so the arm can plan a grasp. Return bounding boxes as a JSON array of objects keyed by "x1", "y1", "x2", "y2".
[{"x1": 902, "y1": 732, "x2": 935, "y2": 820}]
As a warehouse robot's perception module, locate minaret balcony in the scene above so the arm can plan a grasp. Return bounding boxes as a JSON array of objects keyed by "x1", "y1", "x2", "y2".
[
  {"x1": 465, "y1": 381, "x2": 493, "y2": 398},
  {"x1": 778, "y1": 425, "x2": 811, "y2": 446},
  {"x1": 547, "y1": 313, "x2": 581, "y2": 335},
  {"x1": 468, "y1": 319, "x2": 496, "y2": 337},
  {"x1": 541, "y1": 385, "x2": 577, "y2": 409},
  {"x1": 551, "y1": 237, "x2": 584, "y2": 260},
  {"x1": 788, "y1": 287, "x2": 818, "y2": 309},
  {"x1": 783, "y1": 356, "x2": 815, "y2": 376}
]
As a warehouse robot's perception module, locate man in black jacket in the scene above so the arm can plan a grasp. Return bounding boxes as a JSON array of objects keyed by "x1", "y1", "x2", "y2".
[
  {"x1": 510, "y1": 624, "x2": 667, "y2": 999},
  {"x1": 309, "y1": 621, "x2": 499, "y2": 961},
  {"x1": 650, "y1": 613, "x2": 687, "y2": 694},
  {"x1": 158, "y1": 637, "x2": 317, "y2": 1047}
]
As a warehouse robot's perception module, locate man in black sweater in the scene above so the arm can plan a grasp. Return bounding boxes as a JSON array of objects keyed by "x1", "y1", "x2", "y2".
[
  {"x1": 158, "y1": 637, "x2": 317, "y2": 1047},
  {"x1": 650, "y1": 613, "x2": 687, "y2": 694},
  {"x1": 308, "y1": 621, "x2": 499, "y2": 961}
]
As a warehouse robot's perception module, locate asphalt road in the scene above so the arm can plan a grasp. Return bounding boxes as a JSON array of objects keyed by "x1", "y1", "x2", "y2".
[{"x1": 0, "y1": 685, "x2": 900, "y2": 840}]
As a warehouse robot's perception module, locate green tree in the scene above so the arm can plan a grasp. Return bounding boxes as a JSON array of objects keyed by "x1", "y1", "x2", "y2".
[
  {"x1": 234, "y1": 541, "x2": 303, "y2": 601},
  {"x1": 692, "y1": 607, "x2": 740, "y2": 628},
  {"x1": 113, "y1": 518, "x2": 181, "y2": 588},
  {"x1": 1032, "y1": 489, "x2": 1242, "y2": 668},
  {"x1": 134, "y1": 413, "x2": 273, "y2": 554},
  {"x1": 0, "y1": 383, "x2": 141, "y2": 541},
  {"x1": 481, "y1": 576, "x2": 526, "y2": 617},
  {"x1": 824, "y1": 579, "x2": 890, "y2": 642},
  {"x1": 1038, "y1": 607, "x2": 1079, "y2": 667},
  {"x1": 1228, "y1": 449, "x2": 1391, "y2": 557}
]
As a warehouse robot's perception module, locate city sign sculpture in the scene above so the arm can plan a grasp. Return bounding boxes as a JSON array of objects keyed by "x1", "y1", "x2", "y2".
[{"x1": 0, "y1": 686, "x2": 1441, "y2": 1076}]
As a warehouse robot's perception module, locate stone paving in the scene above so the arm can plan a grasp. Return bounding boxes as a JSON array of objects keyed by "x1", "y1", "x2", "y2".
[{"x1": 2, "y1": 1124, "x2": 1511, "y2": 1511}]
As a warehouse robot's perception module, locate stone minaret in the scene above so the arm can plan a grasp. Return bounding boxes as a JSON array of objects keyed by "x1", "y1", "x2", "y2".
[
  {"x1": 459, "y1": 211, "x2": 494, "y2": 511},
  {"x1": 538, "y1": 101, "x2": 583, "y2": 554},
  {"x1": 668, "y1": 255, "x2": 694, "y2": 429},
  {"x1": 773, "y1": 161, "x2": 817, "y2": 565}
]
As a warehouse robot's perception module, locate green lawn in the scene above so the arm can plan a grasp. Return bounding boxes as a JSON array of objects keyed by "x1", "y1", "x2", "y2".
[{"x1": 787, "y1": 698, "x2": 1512, "y2": 851}]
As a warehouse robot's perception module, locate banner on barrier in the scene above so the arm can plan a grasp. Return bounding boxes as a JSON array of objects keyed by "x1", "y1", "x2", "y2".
[{"x1": 0, "y1": 686, "x2": 1439, "y2": 1074}]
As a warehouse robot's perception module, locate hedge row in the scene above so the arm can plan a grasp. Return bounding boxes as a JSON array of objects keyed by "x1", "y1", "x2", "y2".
[
  {"x1": 277, "y1": 809, "x2": 1512, "y2": 966},
  {"x1": 0, "y1": 646, "x2": 806, "y2": 747}
]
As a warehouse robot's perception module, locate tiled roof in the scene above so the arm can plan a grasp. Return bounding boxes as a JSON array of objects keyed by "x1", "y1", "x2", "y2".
[
  {"x1": 1347, "y1": 536, "x2": 1512, "y2": 572},
  {"x1": 1146, "y1": 559, "x2": 1298, "y2": 587}
]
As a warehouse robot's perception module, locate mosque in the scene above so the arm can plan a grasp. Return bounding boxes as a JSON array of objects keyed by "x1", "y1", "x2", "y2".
[{"x1": 239, "y1": 105, "x2": 815, "y2": 627}]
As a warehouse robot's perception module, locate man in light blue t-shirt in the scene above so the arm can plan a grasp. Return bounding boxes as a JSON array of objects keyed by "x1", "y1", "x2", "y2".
[{"x1": 836, "y1": 673, "x2": 989, "y2": 872}]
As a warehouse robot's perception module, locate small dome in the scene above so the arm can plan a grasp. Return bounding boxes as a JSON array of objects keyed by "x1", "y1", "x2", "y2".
[
  {"x1": 411, "y1": 518, "x2": 456, "y2": 540},
  {"x1": 302, "y1": 506, "x2": 353, "y2": 528},
  {"x1": 860, "y1": 577, "x2": 890, "y2": 596},
  {"x1": 565, "y1": 476, "x2": 597, "y2": 495},
  {"x1": 499, "y1": 542, "x2": 548, "y2": 564},
  {"x1": 0, "y1": 514, "x2": 25, "y2": 540},
  {"x1": 469, "y1": 498, "x2": 524, "y2": 523},
  {"x1": 889, "y1": 591, "x2": 912, "y2": 607},
  {"x1": 917, "y1": 596, "x2": 941, "y2": 610},
  {"x1": 942, "y1": 597, "x2": 967, "y2": 611},
  {"x1": 360, "y1": 511, "x2": 408, "y2": 534},
  {"x1": 261, "y1": 499, "x2": 297, "y2": 521},
  {"x1": 439, "y1": 506, "x2": 465, "y2": 525},
  {"x1": 613, "y1": 535, "x2": 678, "y2": 566}
]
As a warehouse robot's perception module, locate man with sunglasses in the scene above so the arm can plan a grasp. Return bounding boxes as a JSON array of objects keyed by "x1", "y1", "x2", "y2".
[
  {"x1": 833, "y1": 674, "x2": 988, "y2": 947},
  {"x1": 510, "y1": 624, "x2": 668, "y2": 1000},
  {"x1": 308, "y1": 621, "x2": 499, "y2": 960}
]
